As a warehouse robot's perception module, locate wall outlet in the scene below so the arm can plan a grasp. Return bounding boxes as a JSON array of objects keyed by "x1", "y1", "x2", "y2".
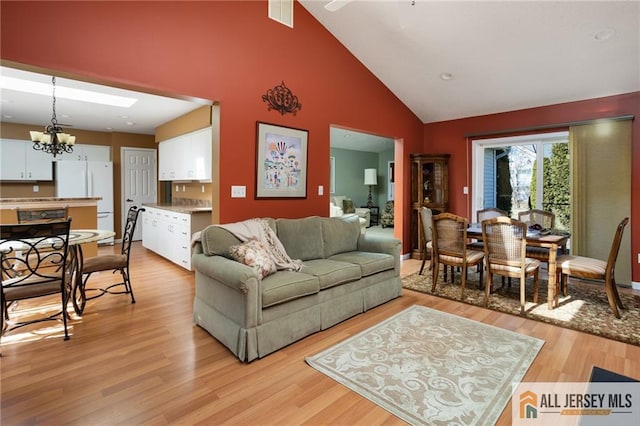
[
  {"x1": 201, "y1": 185, "x2": 205, "y2": 193},
  {"x1": 182, "y1": 184, "x2": 186, "y2": 192},
  {"x1": 463, "y1": 186, "x2": 468, "y2": 194},
  {"x1": 175, "y1": 184, "x2": 179, "y2": 192},
  {"x1": 318, "y1": 185, "x2": 324, "y2": 196},
  {"x1": 637, "y1": 253, "x2": 640, "y2": 264},
  {"x1": 32, "y1": 185, "x2": 39, "y2": 193},
  {"x1": 231, "y1": 185, "x2": 246, "y2": 198}
]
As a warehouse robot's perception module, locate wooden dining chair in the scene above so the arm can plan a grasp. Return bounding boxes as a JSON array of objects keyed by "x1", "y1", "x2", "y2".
[
  {"x1": 468, "y1": 207, "x2": 508, "y2": 252},
  {"x1": 418, "y1": 207, "x2": 433, "y2": 275},
  {"x1": 556, "y1": 217, "x2": 629, "y2": 319},
  {"x1": 517, "y1": 209, "x2": 555, "y2": 229},
  {"x1": 16, "y1": 206, "x2": 69, "y2": 224},
  {"x1": 517, "y1": 209, "x2": 559, "y2": 263},
  {"x1": 431, "y1": 212, "x2": 484, "y2": 299},
  {"x1": 482, "y1": 216, "x2": 541, "y2": 314},
  {"x1": 0, "y1": 219, "x2": 74, "y2": 347},
  {"x1": 74, "y1": 206, "x2": 144, "y2": 314},
  {"x1": 477, "y1": 207, "x2": 508, "y2": 223}
]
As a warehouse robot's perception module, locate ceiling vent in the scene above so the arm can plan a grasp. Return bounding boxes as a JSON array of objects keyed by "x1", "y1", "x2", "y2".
[{"x1": 268, "y1": 0, "x2": 293, "y2": 28}]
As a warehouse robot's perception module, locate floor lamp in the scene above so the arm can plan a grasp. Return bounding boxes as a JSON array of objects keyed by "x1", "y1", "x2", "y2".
[{"x1": 364, "y1": 168, "x2": 377, "y2": 208}]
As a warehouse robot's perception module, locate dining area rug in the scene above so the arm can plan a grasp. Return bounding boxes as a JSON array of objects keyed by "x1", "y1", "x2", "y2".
[
  {"x1": 306, "y1": 305, "x2": 544, "y2": 425},
  {"x1": 403, "y1": 270, "x2": 640, "y2": 346}
]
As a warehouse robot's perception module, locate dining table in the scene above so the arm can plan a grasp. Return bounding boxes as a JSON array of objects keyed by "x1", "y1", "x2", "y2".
[
  {"x1": 466, "y1": 224, "x2": 570, "y2": 310},
  {"x1": 0, "y1": 228, "x2": 115, "y2": 316}
]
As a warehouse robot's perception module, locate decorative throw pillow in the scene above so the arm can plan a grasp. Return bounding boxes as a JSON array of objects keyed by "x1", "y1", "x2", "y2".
[
  {"x1": 228, "y1": 239, "x2": 276, "y2": 278},
  {"x1": 343, "y1": 199, "x2": 356, "y2": 214}
]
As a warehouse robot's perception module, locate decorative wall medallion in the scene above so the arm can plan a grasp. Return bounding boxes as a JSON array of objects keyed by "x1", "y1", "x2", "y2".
[{"x1": 262, "y1": 81, "x2": 302, "y2": 115}]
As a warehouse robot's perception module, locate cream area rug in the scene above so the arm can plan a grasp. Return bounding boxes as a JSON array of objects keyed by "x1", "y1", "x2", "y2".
[{"x1": 306, "y1": 305, "x2": 544, "y2": 425}]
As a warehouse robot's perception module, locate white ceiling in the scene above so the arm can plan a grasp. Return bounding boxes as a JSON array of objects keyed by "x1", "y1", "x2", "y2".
[
  {"x1": 0, "y1": 66, "x2": 207, "y2": 135},
  {"x1": 301, "y1": 0, "x2": 640, "y2": 123},
  {"x1": 2, "y1": 1, "x2": 637, "y2": 152}
]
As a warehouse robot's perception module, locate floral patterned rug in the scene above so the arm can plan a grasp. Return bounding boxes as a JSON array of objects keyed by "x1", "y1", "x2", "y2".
[
  {"x1": 307, "y1": 305, "x2": 544, "y2": 425},
  {"x1": 403, "y1": 270, "x2": 640, "y2": 346}
]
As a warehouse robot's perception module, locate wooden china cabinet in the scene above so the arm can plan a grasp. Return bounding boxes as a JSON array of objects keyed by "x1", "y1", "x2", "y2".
[{"x1": 410, "y1": 153, "x2": 450, "y2": 259}]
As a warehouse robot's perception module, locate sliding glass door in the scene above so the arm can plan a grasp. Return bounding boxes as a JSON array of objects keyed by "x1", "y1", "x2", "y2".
[{"x1": 471, "y1": 131, "x2": 570, "y2": 229}]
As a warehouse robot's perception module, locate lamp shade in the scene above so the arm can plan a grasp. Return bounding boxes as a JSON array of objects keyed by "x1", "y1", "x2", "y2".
[{"x1": 364, "y1": 168, "x2": 378, "y2": 185}]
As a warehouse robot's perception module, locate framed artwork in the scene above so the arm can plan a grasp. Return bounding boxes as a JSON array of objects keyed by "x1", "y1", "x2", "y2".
[{"x1": 256, "y1": 122, "x2": 308, "y2": 198}]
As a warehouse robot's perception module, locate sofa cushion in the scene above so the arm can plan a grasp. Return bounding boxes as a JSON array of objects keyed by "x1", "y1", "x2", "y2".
[
  {"x1": 276, "y1": 216, "x2": 324, "y2": 260},
  {"x1": 322, "y1": 216, "x2": 360, "y2": 258},
  {"x1": 300, "y1": 259, "x2": 362, "y2": 290},
  {"x1": 261, "y1": 271, "x2": 319, "y2": 308},
  {"x1": 200, "y1": 225, "x2": 242, "y2": 256},
  {"x1": 228, "y1": 240, "x2": 277, "y2": 278},
  {"x1": 328, "y1": 251, "x2": 395, "y2": 277},
  {"x1": 342, "y1": 199, "x2": 356, "y2": 214}
]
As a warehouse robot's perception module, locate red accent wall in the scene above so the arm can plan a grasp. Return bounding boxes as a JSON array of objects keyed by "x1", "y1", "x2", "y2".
[
  {"x1": 0, "y1": 1, "x2": 423, "y2": 253},
  {"x1": 423, "y1": 92, "x2": 640, "y2": 282}
]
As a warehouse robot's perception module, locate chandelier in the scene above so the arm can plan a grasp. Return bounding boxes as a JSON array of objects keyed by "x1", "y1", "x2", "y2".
[{"x1": 29, "y1": 76, "x2": 75, "y2": 157}]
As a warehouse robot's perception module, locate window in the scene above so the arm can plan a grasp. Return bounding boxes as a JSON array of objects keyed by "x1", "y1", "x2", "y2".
[{"x1": 471, "y1": 131, "x2": 569, "y2": 229}]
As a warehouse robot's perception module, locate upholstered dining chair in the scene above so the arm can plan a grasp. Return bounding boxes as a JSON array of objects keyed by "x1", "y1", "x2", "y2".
[
  {"x1": 468, "y1": 207, "x2": 508, "y2": 251},
  {"x1": 16, "y1": 206, "x2": 69, "y2": 224},
  {"x1": 517, "y1": 209, "x2": 559, "y2": 263},
  {"x1": 431, "y1": 212, "x2": 484, "y2": 299},
  {"x1": 517, "y1": 209, "x2": 555, "y2": 229},
  {"x1": 477, "y1": 207, "x2": 508, "y2": 223},
  {"x1": 1, "y1": 219, "x2": 74, "y2": 347},
  {"x1": 418, "y1": 207, "x2": 433, "y2": 275},
  {"x1": 556, "y1": 217, "x2": 629, "y2": 319},
  {"x1": 482, "y1": 216, "x2": 541, "y2": 314},
  {"x1": 75, "y1": 206, "x2": 144, "y2": 314}
]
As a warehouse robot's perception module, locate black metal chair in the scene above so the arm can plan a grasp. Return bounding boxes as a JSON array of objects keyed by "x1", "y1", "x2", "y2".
[
  {"x1": 1, "y1": 219, "x2": 74, "y2": 348},
  {"x1": 74, "y1": 206, "x2": 144, "y2": 314}
]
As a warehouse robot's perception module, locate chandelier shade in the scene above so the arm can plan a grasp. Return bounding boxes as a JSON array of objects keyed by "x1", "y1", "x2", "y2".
[{"x1": 30, "y1": 76, "x2": 75, "y2": 157}]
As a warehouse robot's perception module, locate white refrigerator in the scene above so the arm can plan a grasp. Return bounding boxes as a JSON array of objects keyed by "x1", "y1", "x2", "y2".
[{"x1": 55, "y1": 160, "x2": 114, "y2": 244}]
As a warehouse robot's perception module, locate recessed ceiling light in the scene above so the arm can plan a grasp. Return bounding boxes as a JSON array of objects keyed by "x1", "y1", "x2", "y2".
[
  {"x1": 0, "y1": 76, "x2": 138, "y2": 107},
  {"x1": 440, "y1": 72, "x2": 454, "y2": 81},
  {"x1": 593, "y1": 28, "x2": 615, "y2": 41},
  {"x1": 3, "y1": 114, "x2": 13, "y2": 119},
  {"x1": 126, "y1": 121, "x2": 136, "y2": 126}
]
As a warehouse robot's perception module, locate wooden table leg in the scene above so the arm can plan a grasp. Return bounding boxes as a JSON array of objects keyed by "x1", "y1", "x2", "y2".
[{"x1": 547, "y1": 242, "x2": 558, "y2": 309}]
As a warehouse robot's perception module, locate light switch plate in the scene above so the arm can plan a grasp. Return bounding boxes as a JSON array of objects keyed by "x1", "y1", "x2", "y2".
[
  {"x1": 463, "y1": 186, "x2": 468, "y2": 194},
  {"x1": 318, "y1": 185, "x2": 323, "y2": 195},
  {"x1": 231, "y1": 185, "x2": 246, "y2": 198}
]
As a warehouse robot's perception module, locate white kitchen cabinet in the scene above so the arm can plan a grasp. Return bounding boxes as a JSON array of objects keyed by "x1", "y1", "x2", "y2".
[
  {"x1": 141, "y1": 206, "x2": 211, "y2": 270},
  {"x1": 0, "y1": 138, "x2": 53, "y2": 181},
  {"x1": 158, "y1": 138, "x2": 183, "y2": 181},
  {"x1": 55, "y1": 143, "x2": 110, "y2": 161},
  {"x1": 158, "y1": 127, "x2": 212, "y2": 181}
]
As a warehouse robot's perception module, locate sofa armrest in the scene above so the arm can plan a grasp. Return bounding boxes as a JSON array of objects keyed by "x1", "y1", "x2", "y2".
[
  {"x1": 192, "y1": 253, "x2": 261, "y2": 293},
  {"x1": 357, "y1": 234, "x2": 401, "y2": 273}
]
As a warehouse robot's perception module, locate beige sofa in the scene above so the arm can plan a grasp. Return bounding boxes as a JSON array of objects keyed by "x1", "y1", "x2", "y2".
[{"x1": 191, "y1": 215, "x2": 401, "y2": 362}]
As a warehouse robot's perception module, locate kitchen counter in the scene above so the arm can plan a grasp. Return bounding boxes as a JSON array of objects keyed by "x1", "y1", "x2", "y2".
[
  {"x1": 142, "y1": 203, "x2": 212, "y2": 215},
  {"x1": 0, "y1": 197, "x2": 101, "y2": 209},
  {"x1": 0, "y1": 197, "x2": 100, "y2": 257}
]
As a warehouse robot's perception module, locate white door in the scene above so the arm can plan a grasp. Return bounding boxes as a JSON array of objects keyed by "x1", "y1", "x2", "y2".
[{"x1": 122, "y1": 147, "x2": 157, "y2": 241}]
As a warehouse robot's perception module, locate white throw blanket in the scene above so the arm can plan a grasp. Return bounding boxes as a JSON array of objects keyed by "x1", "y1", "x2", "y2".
[{"x1": 218, "y1": 218, "x2": 303, "y2": 272}]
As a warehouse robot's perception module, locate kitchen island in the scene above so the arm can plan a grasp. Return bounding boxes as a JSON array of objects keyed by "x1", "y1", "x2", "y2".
[
  {"x1": 0, "y1": 197, "x2": 100, "y2": 257},
  {"x1": 141, "y1": 203, "x2": 212, "y2": 271}
]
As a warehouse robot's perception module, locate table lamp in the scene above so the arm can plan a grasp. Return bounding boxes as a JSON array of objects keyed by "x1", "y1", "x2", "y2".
[{"x1": 364, "y1": 168, "x2": 377, "y2": 208}]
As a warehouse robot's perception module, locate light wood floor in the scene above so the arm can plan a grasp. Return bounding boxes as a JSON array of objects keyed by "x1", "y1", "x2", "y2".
[{"x1": 2, "y1": 243, "x2": 639, "y2": 425}]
